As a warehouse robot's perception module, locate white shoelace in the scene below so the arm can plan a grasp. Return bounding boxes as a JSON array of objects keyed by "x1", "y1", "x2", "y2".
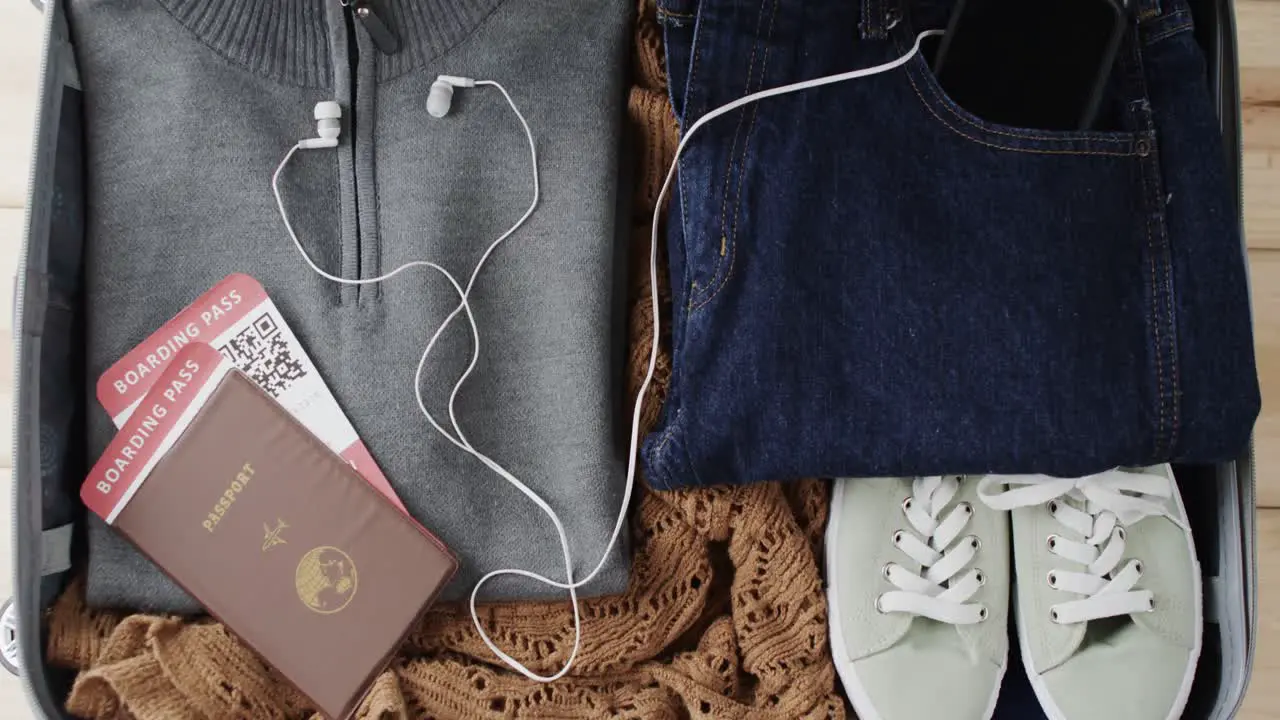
[
  {"x1": 977, "y1": 468, "x2": 1183, "y2": 625},
  {"x1": 879, "y1": 476, "x2": 988, "y2": 625}
]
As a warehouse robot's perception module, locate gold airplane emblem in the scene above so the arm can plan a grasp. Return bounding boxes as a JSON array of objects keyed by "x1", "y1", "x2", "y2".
[{"x1": 262, "y1": 518, "x2": 289, "y2": 551}]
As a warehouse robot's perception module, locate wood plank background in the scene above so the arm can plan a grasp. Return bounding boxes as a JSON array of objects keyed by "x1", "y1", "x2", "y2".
[
  {"x1": 0, "y1": 1, "x2": 1276, "y2": 718},
  {"x1": 1241, "y1": 5, "x2": 1280, "y2": 713}
]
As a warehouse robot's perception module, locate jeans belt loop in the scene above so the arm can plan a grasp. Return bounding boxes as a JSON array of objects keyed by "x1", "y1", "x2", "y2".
[
  {"x1": 1135, "y1": 0, "x2": 1164, "y2": 23},
  {"x1": 861, "y1": 0, "x2": 902, "y2": 40},
  {"x1": 656, "y1": 0, "x2": 699, "y2": 26}
]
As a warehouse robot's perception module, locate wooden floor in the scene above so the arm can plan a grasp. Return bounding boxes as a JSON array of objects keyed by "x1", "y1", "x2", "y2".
[{"x1": 0, "y1": 2, "x2": 1278, "y2": 719}]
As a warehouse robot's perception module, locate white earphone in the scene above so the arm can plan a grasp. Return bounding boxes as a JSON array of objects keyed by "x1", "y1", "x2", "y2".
[
  {"x1": 297, "y1": 74, "x2": 474, "y2": 152},
  {"x1": 273, "y1": 36, "x2": 939, "y2": 682},
  {"x1": 299, "y1": 100, "x2": 342, "y2": 149},
  {"x1": 427, "y1": 75, "x2": 476, "y2": 118}
]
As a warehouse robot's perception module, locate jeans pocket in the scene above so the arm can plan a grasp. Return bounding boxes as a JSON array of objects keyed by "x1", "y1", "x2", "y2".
[
  {"x1": 667, "y1": 27, "x2": 1183, "y2": 481},
  {"x1": 649, "y1": 0, "x2": 1253, "y2": 488},
  {"x1": 900, "y1": 47, "x2": 1146, "y2": 156}
]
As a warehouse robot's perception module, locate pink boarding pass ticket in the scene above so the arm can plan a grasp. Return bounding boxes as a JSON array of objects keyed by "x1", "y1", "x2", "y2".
[{"x1": 96, "y1": 273, "x2": 408, "y2": 513}]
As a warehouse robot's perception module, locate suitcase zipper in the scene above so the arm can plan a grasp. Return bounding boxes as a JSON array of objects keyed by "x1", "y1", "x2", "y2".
[{"x1": 13, "y1": 0, "x2": 56, "y2": 712}]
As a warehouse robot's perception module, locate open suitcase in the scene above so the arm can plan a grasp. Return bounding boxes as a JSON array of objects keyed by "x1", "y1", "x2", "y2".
[{"x1": 5, "y1": 0, "x2": 1260, "y2": 717}]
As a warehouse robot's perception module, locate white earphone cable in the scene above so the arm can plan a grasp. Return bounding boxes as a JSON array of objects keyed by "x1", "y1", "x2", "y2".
[{"x1": 271, "y1": 29, "x2": 939, "y2": 683}]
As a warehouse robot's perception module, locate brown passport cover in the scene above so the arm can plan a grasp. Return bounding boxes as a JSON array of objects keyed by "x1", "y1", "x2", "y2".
[{"x1": 111, "y1": 369, "x2": 457, "y2": 719}]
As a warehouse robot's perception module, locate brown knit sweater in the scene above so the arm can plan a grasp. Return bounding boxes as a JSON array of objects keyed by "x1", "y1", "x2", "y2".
[{"x1": 45, "y1": 3, "x2": 845, "y2": 717}]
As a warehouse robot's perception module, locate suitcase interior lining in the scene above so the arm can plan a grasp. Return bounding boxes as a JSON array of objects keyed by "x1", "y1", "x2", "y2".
[{"x1": 13, "y1": 0, "x2": 1257, "y2": 716}]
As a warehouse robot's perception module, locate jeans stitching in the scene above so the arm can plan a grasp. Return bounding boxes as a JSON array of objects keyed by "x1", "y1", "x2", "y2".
[
  {"x1": 1130, "y1": 82, "x2": 1170, "y2": 457},
  {"x1": 686, "y1": 7, "x2": 705, "y2": 120},
  {"x1": 697, "y1": 0, "x2": 770, "y2": 308},
  {"x1": 728, "y1": 0, "x2": 781, "y2": 278},
  {"x1": 652, "y1": 409, "x2": 683, "y2": 459},
  {"x1": 916, "y1": 68, "x2": 1132, "y2": 144},
  {"x1": 1165, "y1": 237, "x2": 1181, "y2": 452},
  {"x1": 898, "y1": 41, "x2": 1135, "y2": 147},
  {"x1": 861, "y1": 0, "x2": 887, "y2": 39},
  {"x1": 1118, "y1": 39, "x2": 1172, "y2": 459},
  {"x1": 691, "y1": 233, "x2": 735, "y2": 310},
  {"x1": 1126, "y1": 32, "x2": 1178, "y2": 455},
  {"x1": 691, "y1": 230, "x2": 736, "y2": 311},
  {"x1": 1147, "y1": 138, "x2": 1182, "y2": 452},
  {"x1": 904, "y1": 68, "x2": 1138, "y2": 157},
  {"x1": 1145, "y1": 20, "x2": 1193, "y2": 45},
  {"x1": 1145, "y1": 158, "x2": 1167, "y2": 457},
  {"x1": 676, "y1": 1, "x2": 705, "y2": 309},
  {"x1": 716, "y1": 3, "x2": 767, "y2": 240},
  {"x1": 694, "y1": 0, "x2": 780, "y2": 313}
]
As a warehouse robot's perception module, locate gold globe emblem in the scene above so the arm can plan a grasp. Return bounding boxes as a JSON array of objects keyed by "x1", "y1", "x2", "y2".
[{"x1": 295, "y1": 546, "x2": 358, "y2": 614}]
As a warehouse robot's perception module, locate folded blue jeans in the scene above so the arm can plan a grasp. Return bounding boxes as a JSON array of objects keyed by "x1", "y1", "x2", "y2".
[{"x1": 643, "y1": 0, "x2": 1260, "y2": 489}]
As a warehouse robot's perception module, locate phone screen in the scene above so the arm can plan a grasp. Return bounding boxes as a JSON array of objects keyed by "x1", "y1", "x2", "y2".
[{"x1": 933, "y1": 0, "x2": 1127, "y2": 130}]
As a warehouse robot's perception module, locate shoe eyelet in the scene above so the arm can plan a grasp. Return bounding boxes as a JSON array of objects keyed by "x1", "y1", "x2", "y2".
[
  {"x1": 974, "y1": 569, "x2": 986, "y2": 586},
  {"x1": 1049, "y1": 608, "x2": 1060, "y2": 623},
  {"x1": 959, "y1": 502, "x2": 973, "y2": 516},
  {"x1": 970, "y1": 536, "x2": 982, "y2": 551},
  {"x1": 882, "y1": 562, "x2": 895, "y2": 581},
  {"x1": 1047, "y1": 572, "x2": 1057, "y2": 588},
  {"x1": 902, "y1": 497, "x2": 913, "y2": 513},
  {"x1": 1046, "y1": 535, "x2": 1058, "y2": 551},
  {"x1": 1116, "y1": 527, "x2": 1127, "y2": 542},
  {"x1": 1147, "y1": 597, "x2": 1156, "y2": 612},
  {"x1": 1047, "y1": 501, "x2": 1058, "y2": 514},
  {"x1": 977, "y1": 605, "x2": 989, "y2": 621},
  {"x1": 892, "y1": 530, "x2": 905, "y2": 546},
  {"x1": 1133, "y1": 560, "x2": 1144, "y2": 576},
  {"x1": 875, "y1": 595, "x2": 888, "y2": 614}
]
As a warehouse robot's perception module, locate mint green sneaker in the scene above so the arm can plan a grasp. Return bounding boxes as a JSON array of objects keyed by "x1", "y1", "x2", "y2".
[
  {"x1": 826, "y1": 476, "x2": 1009, "y2": 720},
  {"x1": 978, "y1": 465, "x2": 1201, "y2": 720}
]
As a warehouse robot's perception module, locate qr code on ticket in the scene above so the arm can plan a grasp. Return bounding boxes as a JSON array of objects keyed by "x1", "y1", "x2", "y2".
[{"x1": 216, "y1": 313, "x2": 308, "y2": 398}]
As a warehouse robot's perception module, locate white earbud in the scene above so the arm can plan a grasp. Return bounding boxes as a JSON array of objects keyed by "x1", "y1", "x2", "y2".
[
  {"x1": 299, "y1": 101, "x2": 342, "y2": 149},
  {"x1": 427, "y1": 75, "x2": 476, "y2": 118}
]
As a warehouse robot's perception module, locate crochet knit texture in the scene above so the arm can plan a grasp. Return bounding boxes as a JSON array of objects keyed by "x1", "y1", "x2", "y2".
[{"x1": 45, "y1": 3, "x2": 844, "y2": 717}]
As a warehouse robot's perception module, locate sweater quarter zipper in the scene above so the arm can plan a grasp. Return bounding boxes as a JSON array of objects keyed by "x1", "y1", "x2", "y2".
[
  {"x1": 334, "y1": 0, "x2": 393, "y2": 300},
  {"x1": 342, "y1": 0, "x2": 402, "y2": 55}
]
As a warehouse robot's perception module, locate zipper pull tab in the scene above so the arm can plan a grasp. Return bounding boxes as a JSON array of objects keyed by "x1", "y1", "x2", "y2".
[{"x1": 347, "y1": 0, "x2": 401, "y2": 55}]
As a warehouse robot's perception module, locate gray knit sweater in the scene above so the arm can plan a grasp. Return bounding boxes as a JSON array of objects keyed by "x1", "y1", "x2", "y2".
[{"x1": 71, "y1": 0, "x2": 633, "y2": 611}]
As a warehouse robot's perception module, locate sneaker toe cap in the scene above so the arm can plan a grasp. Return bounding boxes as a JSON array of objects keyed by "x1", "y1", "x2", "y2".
[
  {"x1": 1036, "y1": 643, "x2": 1195, "y2": 720},
  {"x1": 840, "y1": 644, "x2": 1004, "y2": 720}
]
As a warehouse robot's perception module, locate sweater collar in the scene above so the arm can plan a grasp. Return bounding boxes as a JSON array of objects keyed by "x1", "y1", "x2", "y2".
[{"x1": 154, "y1": 0, "x2": 506, "y2": 88}]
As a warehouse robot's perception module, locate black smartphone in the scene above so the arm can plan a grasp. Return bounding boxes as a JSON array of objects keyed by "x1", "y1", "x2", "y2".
[{"x1": 932, "y1": 0, "x2": 1129, "y2": 130}]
